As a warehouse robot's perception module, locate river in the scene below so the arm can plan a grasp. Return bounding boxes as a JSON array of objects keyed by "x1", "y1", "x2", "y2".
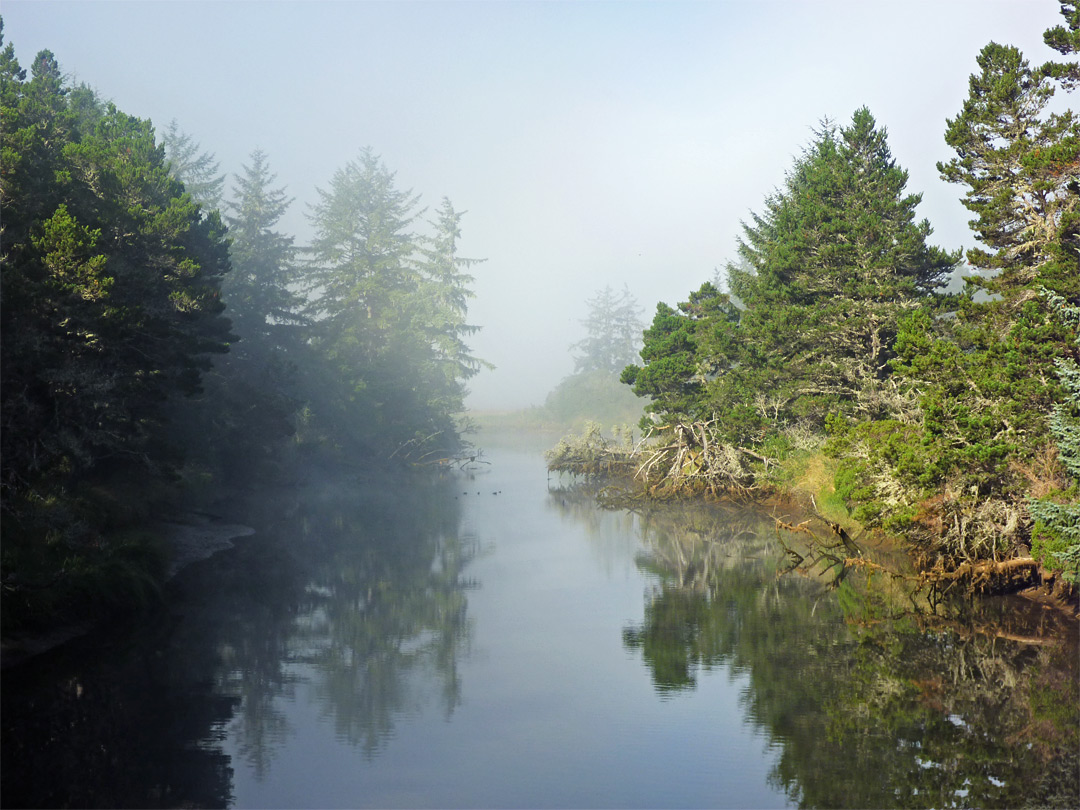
[{"x1": 2, "y1": 441, "x2": 1077, "y2": 808}]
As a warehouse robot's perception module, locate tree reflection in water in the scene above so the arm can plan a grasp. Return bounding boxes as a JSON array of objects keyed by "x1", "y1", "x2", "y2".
[
  {"x1": 224, "y1": 469, "x2": 478, "y2": 763},
  {"x1": 602, "y1": 497, "x2": 1079, "y2": 809},
  {"x1": 0, "y1": 467, "x2": 478, "y2": 808}
]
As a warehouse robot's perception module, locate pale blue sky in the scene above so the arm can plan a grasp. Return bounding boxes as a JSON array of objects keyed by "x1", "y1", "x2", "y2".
[{"x1": 2, "y1": 1, "x2": 1065, "y2": 408}]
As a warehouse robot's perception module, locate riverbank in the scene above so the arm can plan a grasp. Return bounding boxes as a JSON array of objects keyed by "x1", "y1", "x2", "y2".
[
  {"x1": 777, "y1": 452, "x2": 1079, "y2": 617},
  {"x1": 545, "y1": 424, "x2": 1078, "y2": 618}
]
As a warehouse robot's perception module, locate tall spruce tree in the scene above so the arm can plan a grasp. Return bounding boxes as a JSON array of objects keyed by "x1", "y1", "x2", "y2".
[
  {"x1": 303, "y1": 149, "x2": 482, "y2": 456},
  {"x1": 572, "y1": 284, "x2": 644, "y2": 374},
  {"x1": 716, "y1": 108, "x2": 957, "y2": 437},
  {"x1": 415, "y1": 198, "x2": 489, "y2": 420},
  {"x1": 161, "y1": 119, "x2": 226, "y2": 213},
  {"x1": 223, "y1": 149, "x2": 300, "y2": 357},
  {"x1": 173, "y1": 148, "x2": 304, "y2": 482},
  {"x1": 304, "y1": 148, "x2": 422, "y2": 449}
]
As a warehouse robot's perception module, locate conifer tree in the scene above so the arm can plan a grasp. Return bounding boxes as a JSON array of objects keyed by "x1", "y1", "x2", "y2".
[
  {"x1": 1041, "y1": 0, "x2": 1079, "y2": 88},
  {"x1": 223, "y1": 149, "x2": 300, "y2": 357},
  {"x1": 839, "y1": 3, "x2": 1080, "y2": 561},
  {"x1": 938, "y1": 42, "x2": 1079, "y2": 298},
  {"x1": 416, "y1": 198, "x2": 489, "y2": 419},
  {"x1": 621, "y1": 281, "x2": 740, "y2": 424},
  {"x1": 1028, "y1": 289, "x2": 1080, "y2": 582},
  {"x1": 0, "y1": 28, "x2": 232, "y2": 616},
  {"x1": 572, "y1": 284, "x2": 643, "y2": 374},
  {"x1": 303, "y1": 149, "x2": 483, "y2": 455},
  {"x1": 162, "y1": 119, "x2": 226, "y2": 213},
  {"x1": 723, "y1": 108, "x2": 957, "y2": 433}
]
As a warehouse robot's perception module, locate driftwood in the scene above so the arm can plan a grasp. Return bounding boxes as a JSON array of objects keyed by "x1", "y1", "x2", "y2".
[
  {"x1": 545, "y1": 423, "x2": 638, "y2": 479},
  {"x1": 632, "y1": 420, "x2": 766, "y2": 500},
  {"x1": 918, "y1": 557, "x2": 1039, "y2": 594},
  {"x1": 777, "y1": 509, "x2": 1042, "y2": 599},
  {"x1": 547, "y1": 420, "x2": 772, "y2": 501}
]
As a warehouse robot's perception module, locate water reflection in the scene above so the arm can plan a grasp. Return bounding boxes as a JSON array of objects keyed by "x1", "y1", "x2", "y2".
[
  {"x1": 1, "y1": 466, "x2": 476, "y2": 807},
  {"x1": 615, "y1": 500, "x2": 1080, "y2": 808},
  {"x1": 225, "y1": 471, "x2": 476, "y2": 763},
  {"x1": 4, "y1": 455, "x2": 1077, "y2": 808}
]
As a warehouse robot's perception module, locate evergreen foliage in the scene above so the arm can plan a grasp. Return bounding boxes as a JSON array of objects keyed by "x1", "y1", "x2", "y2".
[
  {"x1": 414, "y1": 198, "x2": 491, "y2": 420},
  {"x1": 223, "y1": 148, "x2": 302, "y2": 357},
  {"x1": 174, "y1": 149, "x2": 304, "y2": 483},
  {"x1": 938, "y1": 43, "x2": 1078, "y2": 297},
  {"x1": 726, "y1": 108, "x2": 958, "y2": 430},
  {"x1": 626, "y1": 110, "x2": 956, "y2": 446},
  {"x1": 1041, "y1": 1, "x2": 1079, "y2": 88},
  {"x1": 571, "y1": 284, "x2": 643, "y2": 374},
  {"x1": 1028, "y1": 289, "x2": 1080, "y2": 582},
  {"x1": 1, "y1": 27, "x2": 233, "y2": 626},
  {"x1": 621, "y1": 7, "x2": 1078, "y2": 582},
  {"x1": 161, "y1": 119, "x2": 226, "y2": 212},
  {"x1": 0, "y1": 28, "x2": 486, "y2": 631},
  {"x1": 622, "y1": 281, "x2": 740, "y2": 426},
  {"x1": 0, "y1": 34, "x2": 232, "y2": 503},
  {"x1": 302, "y1": 148, "x2": 484, "y2": 458},
  {"x1": 540, "y1": 369, "x2": 644, "y2": 430},
  {"x1": 855, "y1": 12, "x2": 1080, "y2": 559}
]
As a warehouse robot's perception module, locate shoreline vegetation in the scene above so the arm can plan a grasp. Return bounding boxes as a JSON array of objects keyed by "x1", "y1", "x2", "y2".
[
  {"x1": 2, "y1": 2, "x2": 1077, "y2": 650},
  {"x1": 545, "y1": 421, "x2": 1079, "y2": 615},
  {"x1": 543, "y1": 3, "x2": 1080, "y2": 621},
  {"x1": 1, "y1": 22, "x2": 487, "y2": 646}
]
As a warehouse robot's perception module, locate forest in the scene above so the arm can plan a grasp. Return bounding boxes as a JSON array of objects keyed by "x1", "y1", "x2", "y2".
[
  {"x1": 553, "y1": 2, "x2": 1080, "y2": 598},
  {"x1": 1, "y1": 1, "x2": 1078, "y2": 640},
  {"x1": 0, "y1": 19, "x2": 485, "y2": 631}
]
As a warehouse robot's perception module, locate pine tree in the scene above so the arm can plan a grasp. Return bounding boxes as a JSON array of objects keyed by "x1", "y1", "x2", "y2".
[
  {"x1": 415, "y1": 198, "x2": 490, "y2": 419},
  {"x1": 572, "y1": 284, "x2": 643, "y2": 374},
  {"x1": 938, "y1": 42, "x2": 1078, "y2": 298},
  {"x1": 223, "y1": 149, "x2": 300, "y2": 357},
  {"x1": 1041, "y1": 0, "x2": 1079, "y2": 88},
  {"x1": 161, "y1": 118, "x2": 226, "y2": 213},
  {"x1": 724, "y1": 108, "x2": 958, "y2": 431}
]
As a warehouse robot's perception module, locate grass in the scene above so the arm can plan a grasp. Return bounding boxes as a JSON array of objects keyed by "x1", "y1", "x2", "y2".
[{"x1": 771, "y1": 450, "x2": 859, "y2": 532}]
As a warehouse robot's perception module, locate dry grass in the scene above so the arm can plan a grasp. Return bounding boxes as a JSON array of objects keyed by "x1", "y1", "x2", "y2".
[
  {"x1": 1009, "y1": 442, "x2": 1069, "y2": 499},
  {"x1": 788, "y1": 454, "x2": 858, "y2": 531}
]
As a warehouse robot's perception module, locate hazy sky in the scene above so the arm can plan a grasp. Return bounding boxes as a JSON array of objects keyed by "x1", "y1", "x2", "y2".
[{"x1": 2, "y1": 1, "x2": 1066, "y2": 409}]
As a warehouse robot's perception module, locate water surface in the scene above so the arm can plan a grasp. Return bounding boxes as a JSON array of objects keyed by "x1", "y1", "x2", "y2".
[{"x1": 2, "y1": 443, "x2": 1076, "y2": 808}]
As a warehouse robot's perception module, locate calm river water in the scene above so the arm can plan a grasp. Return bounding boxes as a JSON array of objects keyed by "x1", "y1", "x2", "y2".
[{"x1": 2, "y1": 440, "x2": 1077, "y2": 808}]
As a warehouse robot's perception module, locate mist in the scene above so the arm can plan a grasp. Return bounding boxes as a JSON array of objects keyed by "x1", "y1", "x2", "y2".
[{"x1": 0, "y1": 0, "x2": 1061, "y2": 410}]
